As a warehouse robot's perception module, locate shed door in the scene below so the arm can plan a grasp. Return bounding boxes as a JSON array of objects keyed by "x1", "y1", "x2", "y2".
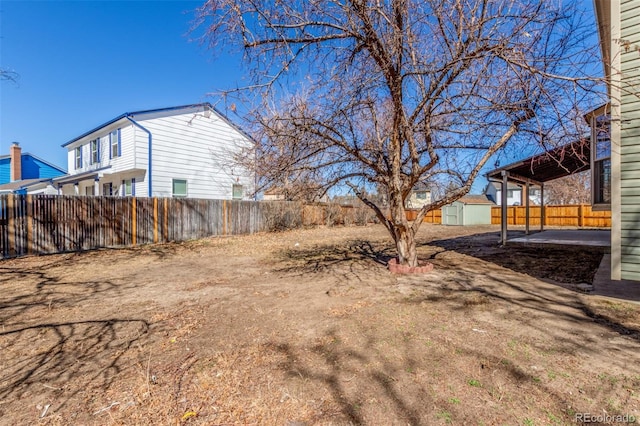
[{"x1": 443, "y1": 204, "x2": 460, "y2": 225}]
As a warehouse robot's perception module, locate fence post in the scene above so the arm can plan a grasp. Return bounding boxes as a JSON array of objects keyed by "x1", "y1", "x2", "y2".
[
  {"x1": 26, "y1": 195, "x2": 33, "y2": 254},
  {"x1": 163, "y1": 198, "x2": 169, "y2": 242},
  {"x1": 153, "y1": 197, "x2": 158, "y2": 243},
  {"x1": 7, "y1": 195, "x2": 15, "y2": 257},
  {"x1": 222, "y1": 200, "x2": 227, "y2": 235},
  {"x1": 578, "y1": 204, "x2": 584, "y2": 227},
  {"x1": 132, "y1": 197, "x2": 137, "y2": 246}
]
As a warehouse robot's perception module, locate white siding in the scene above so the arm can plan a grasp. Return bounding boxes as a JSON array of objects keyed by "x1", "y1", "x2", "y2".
[
  {"x1": 62, "y1": 104, "x2": 254, "y2": 200},
  {"x1": 138, "y1": 108, "x2": 254, "y2": 199},
  {"x1": 65, "y1": 123, "x2": 136, "y2": 175}
]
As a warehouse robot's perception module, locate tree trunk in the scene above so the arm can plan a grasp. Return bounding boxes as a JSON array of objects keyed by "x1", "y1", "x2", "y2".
[
  {"x1": 389, "y1": 194, "x2": 419, "y2": 267},
  {"x1": 394, "y1": 224, "x2": 418, "y2": 267}
]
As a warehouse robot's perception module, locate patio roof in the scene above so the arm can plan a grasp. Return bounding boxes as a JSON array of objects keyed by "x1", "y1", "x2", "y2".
[{"x1": 486, "y1": 139, "x2": 590, "y2": 185}]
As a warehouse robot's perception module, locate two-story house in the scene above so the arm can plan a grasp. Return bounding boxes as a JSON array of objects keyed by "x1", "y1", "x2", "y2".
[
  {"x1": 405, "y1": 182, "x2": 432, "y2": 209},
  {"x1": 484, "y1": 181, "x2": 542, "y2": 206},
  {"x1": 55, "y1": 103, "x2": 255, "y2": 199}
]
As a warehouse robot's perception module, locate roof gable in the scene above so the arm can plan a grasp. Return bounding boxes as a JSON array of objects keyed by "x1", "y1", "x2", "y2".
[
  {"x1": 62, "y1": 103, "x2": 253, "y2": 148},
  {"x1": 0, "y1": 152, "x2": 66, "y2": 185}
]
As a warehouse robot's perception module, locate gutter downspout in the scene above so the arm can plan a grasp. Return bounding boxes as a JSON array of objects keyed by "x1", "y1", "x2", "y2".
[{"x1": 125, "y1": 115, "x2": 152, "y2": 196}]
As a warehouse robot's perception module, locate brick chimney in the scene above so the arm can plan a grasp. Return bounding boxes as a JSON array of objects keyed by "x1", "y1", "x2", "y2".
[{"x1": 10, "y1": 142, "x2": 21, "y2": 181}]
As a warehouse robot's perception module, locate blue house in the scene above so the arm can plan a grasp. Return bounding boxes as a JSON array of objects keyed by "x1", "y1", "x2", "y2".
[{"x1": 0, "y1": 143, "x2": 66, "y2": 194}]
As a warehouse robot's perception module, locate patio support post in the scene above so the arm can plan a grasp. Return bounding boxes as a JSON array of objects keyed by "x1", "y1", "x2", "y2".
[
  {"x1": 540, "y1": 183, "x2": 545, "y2": 231},
  {"x1": 501, "y1": 171, "x2": 509, "y2": 245},
  {"x1": 525, "y1": 181, "x2": 530, "y2": 235}
]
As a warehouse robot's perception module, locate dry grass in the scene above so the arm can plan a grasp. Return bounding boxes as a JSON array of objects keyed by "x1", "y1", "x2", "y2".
[{"x1": 1, "y1": 224, "x2": 639, "y2": 425}]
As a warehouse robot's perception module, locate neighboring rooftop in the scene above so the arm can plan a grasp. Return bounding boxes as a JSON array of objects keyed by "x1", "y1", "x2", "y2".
[{"x1": 456, "y1": 194, "x2": 495, "y2": 205}]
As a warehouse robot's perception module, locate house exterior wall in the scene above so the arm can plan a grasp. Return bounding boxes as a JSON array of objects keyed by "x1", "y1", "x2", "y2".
[
  {"x1": 62, "y1": 104, "x2": 254, "y2": 200},
  {"x1": 0, "y1": 154, "x2": 65, "y2": 185},
  {"x1": 22, "y1": 156, "x2": 66, "y2": 179},
  {"x1": 139, "y1": 109, "x2": 254, "y2": 199},
  {"x1": 485, "y1": 183, "x2": 523, "y2": 205},
  {"x1": 66, "y1": 124, "x2": 136, "y2": 175},
  {"x1": 618, "y1": 0, "x2": 640, "y2": 280},
  {"x1": 406, "y1": 190, "x2": 431, "y2": 208},
  {"x1": 491, "y1": 189, "x2": 522, "y2": 205}
]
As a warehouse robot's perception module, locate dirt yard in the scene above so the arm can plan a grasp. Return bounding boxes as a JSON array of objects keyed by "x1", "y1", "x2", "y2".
[{"x1": 1, "y1": 224, "x2": 639, "y2": 425}]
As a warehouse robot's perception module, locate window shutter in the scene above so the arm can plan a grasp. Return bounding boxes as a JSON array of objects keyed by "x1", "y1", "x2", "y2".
[
  {"x1": 132, "y1": 178, "x2": 136, "y2": 196},
  {"x1": 117, "y1": 128, "x2": 122, "y2": 157}
]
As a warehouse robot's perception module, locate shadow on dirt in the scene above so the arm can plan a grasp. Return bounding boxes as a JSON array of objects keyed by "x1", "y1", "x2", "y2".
[
  {"x1": 268, "y1": 312, "x2": 638, "y2": 424},
  {"x1": 0, "y1": 257, "x2": 154, "y2": 413},
  {"x1": 428, "y1": 231, "x2": 604, "y2": 284},
  {"x1": 274, "y1": 239, "x2": 395, "y2": 276},
  {"x1": 270, "y1": 231, "x2": 639, "y2": 372},
  {"x1": 0, "y1": 317, "x2": 150, "y2": 413}
]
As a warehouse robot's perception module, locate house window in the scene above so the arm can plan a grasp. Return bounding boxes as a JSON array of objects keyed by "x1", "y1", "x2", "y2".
[
  {"x1": 110, "y1": 130, "x2": 120, "y2": 158},
  {"x1": 90, "y1": 139, "x2": 100, "y2": 164},
  {"x1": 232, "y1": 183, "x2": 243, "y2": 200},
  {"x1": 172, "y1": 179, "x2": 187, "y2": 198},
  {"x1": 103, "y1": 183, "x2": 113, "y2": 196},
  {"x1": 75, "y1": 147, "x2": 82, "y2": 169},
  {"x1": 416, "y1": 191, "x2": 427, "y2": 200},
  {"x1": 123, "y1": 179, "x2": 134, "y2": 196},
  {"x1": 85, "y1": 186, "x2": 95, "y2": 196},
  {"x1": 592, "y1": 114, "x2": 611, "y2": 205}
]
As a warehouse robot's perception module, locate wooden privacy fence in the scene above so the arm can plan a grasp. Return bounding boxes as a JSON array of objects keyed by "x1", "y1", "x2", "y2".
[
  {"x1": 0, "y1": 195, "x2": 272, "y2": 258},
  {"x1": 0, "y1": 195, "x2": 377, "y2": 259},
  {"x1": 0, "y1": 195, "x2": 612, "y2": 259},
  {"x1": 490, "y1": 204, "x2": 611, "y2": 228},
  {"x1": 405, "y1": 209, "x2": 442, "y2": 224}
]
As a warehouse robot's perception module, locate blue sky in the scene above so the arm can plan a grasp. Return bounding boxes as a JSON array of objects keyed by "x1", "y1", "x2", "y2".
[
  {"x1": 1, "y1": 0, "x2": 245, "y2": 170},
  {"x1": 1, "y1": 0, "x2": 600, "y2": 194}
]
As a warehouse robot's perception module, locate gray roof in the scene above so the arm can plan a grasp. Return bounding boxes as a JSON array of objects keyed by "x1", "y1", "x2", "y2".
[
  {"x1": 0, "y1": 178, "x2": 52, "y2": 191},
  {"x1": 411, "y1": 182, "x2": 430, "y2": 191}
]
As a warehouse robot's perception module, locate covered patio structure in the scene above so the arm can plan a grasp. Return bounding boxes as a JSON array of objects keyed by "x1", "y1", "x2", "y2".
[{"x1": 486, "y1": 139, "x2": 591, "y2": 245}]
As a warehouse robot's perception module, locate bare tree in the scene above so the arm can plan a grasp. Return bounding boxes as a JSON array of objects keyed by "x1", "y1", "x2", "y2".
[
  {"x1": 196, "y1": 0, "x2": 600, "y2": 266},
  {"x1": 0, "y1": 68, "x2": 19, "y2": 84},
  {"x1": 544, "y1": 171, "x2": 591, "y2": 205}
]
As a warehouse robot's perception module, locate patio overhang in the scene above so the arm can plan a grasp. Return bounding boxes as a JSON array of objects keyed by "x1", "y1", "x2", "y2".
[
  {"x1": 485, "y1": 139, "x2": 591, "y2": 244},
  {"x1": 53, "y1": 171, "x2": 102, "y2": 186},
  {"x1": 486, "y1": 139, "x2": 590, "y2": 184}
]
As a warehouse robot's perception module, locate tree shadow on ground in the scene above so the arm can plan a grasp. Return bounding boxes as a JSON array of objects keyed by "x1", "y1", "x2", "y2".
[
  {"x1": 0, "y1": 257, "x2": 158, "y2": 416},
  {"x1": 267, "y1": 308, "x2": 639, "y2": 425},
  {"x1": 422, "y1": 231, "x2": 640, "y2": 343},
  {"x1": 0, "y1": 318, "x2": 150, "y2": 409},
  {"x1": 427, "y1": 231, "x2": 604, "y2": 285},
  {"x1": 270, "y1": 232, "x2": 639, "y2": 374},
  {"x1": 274, "y1": 239, "x2": 395, "y2": 277}
]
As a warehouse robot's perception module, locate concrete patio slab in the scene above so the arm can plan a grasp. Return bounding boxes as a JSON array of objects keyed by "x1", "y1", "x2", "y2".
[{"x1": 507, "y1": 229, "x2": 611, "y2": 250}]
